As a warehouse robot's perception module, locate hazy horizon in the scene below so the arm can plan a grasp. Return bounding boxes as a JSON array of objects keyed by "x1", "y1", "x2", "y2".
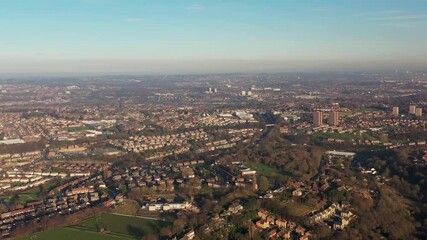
[
  {"x1": 1, "y1": 0, "x2": 427, "y2": 74},
  {"x1": 1, "y1": 58, "x2": 426, "y2": 76}
]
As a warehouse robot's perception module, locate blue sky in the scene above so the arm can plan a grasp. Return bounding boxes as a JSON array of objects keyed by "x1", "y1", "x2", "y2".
[{"x1": 1, "y1": 0, "x2": 427, "y2": 73}]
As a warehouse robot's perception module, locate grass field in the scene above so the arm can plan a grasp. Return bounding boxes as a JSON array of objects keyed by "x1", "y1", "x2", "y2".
[
  {"x1": 65, "y1": 126, "x2": 90, "y2": 132},
  {"x1": 18, "y1": 193, "x2": 39, "y2": 203},
  {"x1": 140, "y1": 193, "x2": 177, "y2": 200},
  {"x1": 362, "y1": 133, "x2": 380, "y2": 142},
  {"x1": 282, "y1": 201, "x2": 324, "y2": 217},
  {"x1": 20, "y1": 214, "x2": 171, "y2": 240},
  {"x1": 20, "y1": 227, "x2": 130, "y2": 240},
  {"x1": 314, "y1": 132, "x2": 381, "y2": 142},
  {"x1": 78, "y1": 214, "x2": 170, "y2": 236},
  {"x1": 5, "y1": 188, "x2": 40, "y2": 204},
  {"x1": 246, "y1": 162, "x2": 288, "y2": 177},
  {"x1": 313, "y1": 132, "x2": 359, "y2": 140}
]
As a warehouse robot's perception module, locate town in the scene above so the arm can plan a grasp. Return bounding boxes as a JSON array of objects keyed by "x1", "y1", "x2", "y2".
[{"x1": 0, "y1": 71, "x2": 425, "y2": 239}]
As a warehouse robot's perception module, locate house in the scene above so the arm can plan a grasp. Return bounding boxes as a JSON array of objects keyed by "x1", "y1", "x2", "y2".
[
  {"x1": 276, "y1": 218, "x2": 287, "y2": 228},
  {"x1": 255, "y1": 219, "x2": 270, "y2": 229},
  {"x1": 341, "y1": 210, "x2": 352, "y2": 218},
  {"x1": 300, "y1": 235, "x2": 310, "y2": 240},
  {"x1": 333, "y1": 217, "x2": 350, "y2": 230},
  {"x1": 333, "y1": 219, "x2": 345, "y2": 230},
  {"x1": 103, "y1": 199, "x2": 116, "y2": 207},
  {"x1": 227, "y1": 204, "x2": 243, "y2": 215},
  {"x1": 295, "y1": 226, "x2": 306, "y2": 235},
  {"x1": 292, "y1": 189, "x2": 303, "y2": 196},
  {"x1": 266, "y1": 215, "x2": 275, "y2": 224},
  {"x1": 263, "y1": 229, "x2": 277, "y2": 239},
  {"x1": 278, "y1": 230, "x2": 292, "y2": 239},
  {"x1": 257, "y1": 210, "x2": 269, "y2": 219},
  {"x1": 179, "y1": 230, "x2": 195, "y2": 240},
  {"x1": 70, "y1": 187, "x2": 93, "y2": 195}
]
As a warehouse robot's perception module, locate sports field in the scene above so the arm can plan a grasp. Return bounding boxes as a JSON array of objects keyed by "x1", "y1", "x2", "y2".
[
  {"x1": 20, "y1": 213, "x2": 171, "y2": 240},
  {"x1": 282, "y1": 200, "x2": 325, "y2": 217},
  {"x1": 246, "y1": 161, "x2": 288, "y2": 177}
]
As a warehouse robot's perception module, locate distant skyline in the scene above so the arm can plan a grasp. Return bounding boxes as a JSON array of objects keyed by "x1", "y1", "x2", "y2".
[{"x1": 1, "y1": 0, "x2": 427, "y2": 74}]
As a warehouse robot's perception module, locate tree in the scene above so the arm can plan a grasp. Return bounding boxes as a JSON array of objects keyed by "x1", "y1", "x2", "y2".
[
  {"x1": 143, "y1": 234, "x2": 158, "y2": 240},
  {"x1": 315, "y1": 224, "x2": 332, "y2": 239},
  {"x1": 257, "y1": 176, "x2": 269, "y2": 191},
  {"x1": 159, "y1": 227, "x2": 172, "y2": 237},
  {"x1": 173, "y1": 217, "x2": 187, "y2": 232},
  {"x1": 0, "y1": 204, "x2": 8, "y2": 213}
]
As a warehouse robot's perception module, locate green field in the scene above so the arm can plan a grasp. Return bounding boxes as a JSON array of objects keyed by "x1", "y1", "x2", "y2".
[
  {"x1": 20, "y1": 214, "x2": 171, "y2": 240},
  {"x1": 18, "y1": 193, "x2": 39, "y2": 203},
  {"x1": 20, "y1": 227, "x2": 130, "y2": 240},
  {"x1": 140, "y1": 193, "x2": 177, "y2": 200},
  {"x1": 282, "y1": 201, "x2": 320, "y2": 217},
  {"x1": 65, "y1": 126, "x2": 90, "y2": 132},
  {"x1": 314, "y1": 132, "x2": 381, "y2": 142},
  {"x1": 5, "y1": 188, "x2": 40, "y2": 204},
  {"x1": 78, "y1": 214, "x2": 170, "y2": 236},
  {"x1": 362, "y1": 133, "x2": 380, "y2": 142},
  {"x1": 313, "y1": 132, "x2": 359, "y2": 140},
  {"x1": 246, "y1": 162, "x2": 288, "y2": 177}
]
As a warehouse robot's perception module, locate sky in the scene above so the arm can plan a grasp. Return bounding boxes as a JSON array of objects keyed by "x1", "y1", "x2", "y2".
[{"x1": 1, "y1": 0, "x2": 427, "y2": 74}]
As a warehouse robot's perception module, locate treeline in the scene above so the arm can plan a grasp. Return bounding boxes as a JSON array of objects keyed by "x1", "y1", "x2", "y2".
[
  {"x1": 354, "y1": 149, "x2": 427, "y2": 239},
  {"x1": 358, "y1": 149, "x2": 427, "y2": 201},
  {"x1": 334, "y1": 187, "x2": 418, "y2": 240},
  {"x1": 11, "y1": 206, "x2": 110, "y2": 239},
  {"x1": 0, "y1": 141, "x2": 46, "y2": 154},
  {"x1": 241, "y1": 127, "x2": 323, "y2": 181},
  {"x1": 388, "y1": 130, "x2": 427, "y2": 142}
]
